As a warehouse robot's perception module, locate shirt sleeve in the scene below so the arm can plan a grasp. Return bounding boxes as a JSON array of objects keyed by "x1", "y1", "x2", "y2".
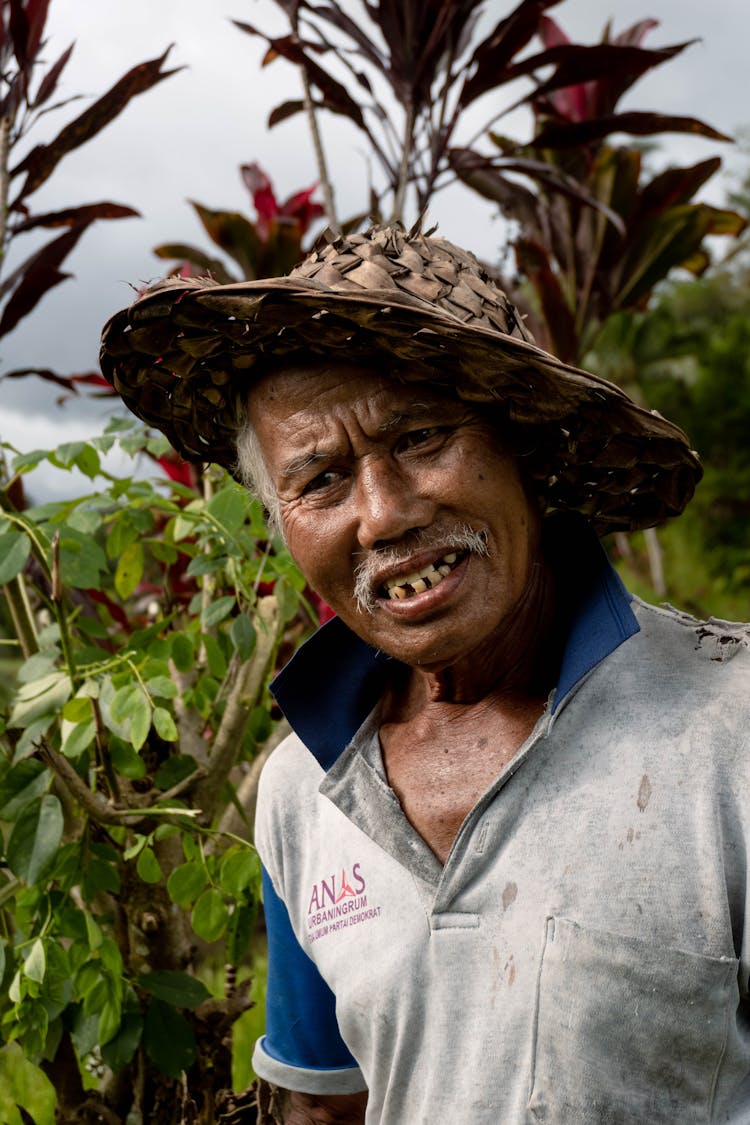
[{"x1": 252, "y1": 865, "x2": 368, "y2": 1095}]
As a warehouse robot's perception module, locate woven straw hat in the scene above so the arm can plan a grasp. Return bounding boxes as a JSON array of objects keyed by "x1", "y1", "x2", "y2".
[{"x1": 100, "y1": 223, "x2": 701, "y2": 533}]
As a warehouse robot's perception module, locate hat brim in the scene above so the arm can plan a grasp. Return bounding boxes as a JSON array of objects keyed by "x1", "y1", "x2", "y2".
[{"x1": 100, "y1": 275, "x2": 702, "y2": 534}]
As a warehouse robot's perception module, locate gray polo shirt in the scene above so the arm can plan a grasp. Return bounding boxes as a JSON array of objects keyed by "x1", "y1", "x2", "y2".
[{"x1": 253, "y1": 551, "x2": 750, "y2": 1122}]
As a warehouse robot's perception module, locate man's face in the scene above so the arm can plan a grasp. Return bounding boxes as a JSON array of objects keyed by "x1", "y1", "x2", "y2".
[{"x1": 246, "y1": 361, "x2": 543, "y2": 671}]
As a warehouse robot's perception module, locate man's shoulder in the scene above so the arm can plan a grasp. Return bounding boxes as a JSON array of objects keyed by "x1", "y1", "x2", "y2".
[
  {"x1": 627, "y1": 597, "x2": 750, "y2": 701},
  {"x1": 259, "y1": 728, "x2": 323, "y2": 804},
  {"x1": 632, "y1": 597, "x2": 750, "y2": 663}
]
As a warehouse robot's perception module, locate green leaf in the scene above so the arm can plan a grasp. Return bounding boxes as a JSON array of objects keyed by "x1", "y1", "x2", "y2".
[
  {"x1": 109, "y1": 737, "x2": 147, "y2": 779},
  {"x1": 220, "y1": 847, "x2": 260, "y2": 897},
  {"x1": 99, "y1": 994, "x2": 123, "y2": 1045},
  {"x1": 58, "y1": 527, "x2": 107, "y2": 590},
  {"x1": 0, "y1": 1042, "x2": 56, "y2": 1125},
  {"x1": 7, "y1": 795, "x2": 64, "y2": 885},
  {"x1": 101, "y1": 990, "x2": 143, "y2": 1071},
  {"x1": 145, "y1": 675, "x2": 178, "y2": 699},
  {"x1": 61, "y1": 718, "x2": 95, "y2": 758},
  {"x1": 10, "y1": 671, "x2": 71, "y2": 729},
  {"x1": 136, "y1": 847, "x2": 163, "y2": 884},
  {"x1": 274, "y1": 576, "x2": 300, "y2": 624},
  {"x1": 231, "y1": 614, "x2": 257, "y2": 661},
  {"x1": 137, "y1": 970, "x2": 211, "y2": 1010},
  {"x1": 39, "y1": 942, "x2": 72, "y2": 1020},
  {"x1": 191, "y1": 887, "x2": 229, "y2": 943},
  {"x1": 152, "y1": 706, "x2": 178, "y2": 742},
  {"x1": 171, "y1": 632, "x2": 194, "y2": 673},
  {"x1": 114, "y1": 539, "x2": 145, "y2": 599},
  {"x1": 0, "y1": 760, "x2": 50, "y2": 819},
  {"x1": 130, "y1": 696, "x2": 152, "y2": 752},
  {"x1": 153, "y1": 754, "x2": 197, "y2": 790},
  {"x1": 207, "y1": 485, "x2": 248, "y2": 532},
  {"x1": 166, "y1": 861, "x2": 209, "y2": 907},
  {"x1": 24, "y1": 938, "x2": 46, "y2": 984},
  {"x1": 227, "y1": 901, "x2": 256, "y2": 965},
  {"x1": 202, "y1": 595, "x2": 236, "y2": 628},
  {"x1": 0, "y1": 530, "x2": 31, "y2": 584},
  {"x1": 143, "y1": 998, "x2": 197, "y2": 1078},
  {"x1": 202, "y1": 632, "x2": 227, "y2": 679},
  {"x1": 82, "y1": 856, "x2": 120, "y2": 900},
  {"x1": 62, "y1": 696, "x2": 93, "y2": 722}
]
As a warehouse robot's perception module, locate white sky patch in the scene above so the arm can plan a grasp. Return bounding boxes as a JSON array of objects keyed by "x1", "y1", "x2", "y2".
[{"x1": 0, "y1": 406, "x2": 155, "y2": 503}]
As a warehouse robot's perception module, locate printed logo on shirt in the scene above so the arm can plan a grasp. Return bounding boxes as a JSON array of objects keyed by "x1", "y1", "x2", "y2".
[{"x1": 306, "y1": 863, "x2": 382, "y2": 944}]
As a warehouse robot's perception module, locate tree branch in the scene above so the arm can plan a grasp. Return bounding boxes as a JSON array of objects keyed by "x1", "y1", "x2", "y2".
[{"x1": 194, "y1": 596, "x2": 284, "y2": 823}]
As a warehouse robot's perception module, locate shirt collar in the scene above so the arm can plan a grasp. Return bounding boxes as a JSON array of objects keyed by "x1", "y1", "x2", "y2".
[{"x1": 271, "y1": 519, "x2": 639, "y2": 770}]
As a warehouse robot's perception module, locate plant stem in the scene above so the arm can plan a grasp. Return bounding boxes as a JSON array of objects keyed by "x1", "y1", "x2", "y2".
[
  {"x1": 0, "y1": 114, "x2": 11, "y2": 262},
  {"x1": 301, "y1": 66, "x2": 337, "y2": 229},
  {"x1": 390, "y1": 100, "x2": 415, "y2": 223},
  {"x1": 3, "y1": 574, "x2": 38, "y2": 659},
  {"x1": 194, "y1": 595, "x2": 283, "y2": 823}
]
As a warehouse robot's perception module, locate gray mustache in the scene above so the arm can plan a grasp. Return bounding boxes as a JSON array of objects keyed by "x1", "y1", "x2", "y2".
[{"x1": 353, "y1": 524, "x2": 489, "y2": 613}]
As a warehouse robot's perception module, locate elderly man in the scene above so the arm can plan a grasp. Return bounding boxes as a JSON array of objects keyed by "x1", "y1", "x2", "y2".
[{"x1": 101, "y1": 224, "x2": 750, "y2": 1124}]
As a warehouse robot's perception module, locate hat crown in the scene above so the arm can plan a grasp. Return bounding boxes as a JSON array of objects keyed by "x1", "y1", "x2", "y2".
[{"x1": 290, "y1": 224, "x2": 534, "y2": 344}]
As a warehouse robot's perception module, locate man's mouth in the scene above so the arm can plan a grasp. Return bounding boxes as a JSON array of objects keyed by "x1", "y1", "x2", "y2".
[{"x1": 381, "y1": 550, "x2": 466, "y2": 600}]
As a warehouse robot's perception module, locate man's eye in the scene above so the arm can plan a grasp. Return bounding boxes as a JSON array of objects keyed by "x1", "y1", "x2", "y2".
[
  {"x1": 401, "y1": 427, "x2": 443, "y2": 449},
  {"x1": 302, "y1": 469, "x2": 343, "y2": 495}
]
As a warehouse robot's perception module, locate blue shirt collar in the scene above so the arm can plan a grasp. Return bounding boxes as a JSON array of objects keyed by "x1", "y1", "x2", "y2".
[{"x1": 271, "y1": 520, "x2": 639, "y2": 770}]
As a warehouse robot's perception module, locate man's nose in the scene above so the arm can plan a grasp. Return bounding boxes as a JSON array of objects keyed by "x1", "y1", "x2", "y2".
[{"x1": 355, "y1": 457, "x2": 433, "y2": 551}]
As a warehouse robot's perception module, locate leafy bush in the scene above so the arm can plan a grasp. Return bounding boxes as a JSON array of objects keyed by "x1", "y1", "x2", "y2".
[{"x1": 0, "y1": 422, "x2": 307, "y2": 1122}]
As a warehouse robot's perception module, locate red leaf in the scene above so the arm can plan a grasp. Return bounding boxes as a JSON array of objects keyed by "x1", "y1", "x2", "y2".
[
  {"x1": 10, "y1": 46, "x2": 183, "y2": 205},
  {"x1": 241, "y1": 162, "x2": 279, "y2": 229},
  {"x1": 612, "y1": 19, "x2": 660, "y2": 49},
  {"x1": 280, "y1": 185, "x2": 324, "y2": 235},
  {"x1": 0, "y1": 223, "x2": 89, "y2": 301}
]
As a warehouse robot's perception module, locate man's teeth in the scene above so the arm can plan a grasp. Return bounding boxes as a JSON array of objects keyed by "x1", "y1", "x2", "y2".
[{"x1": 384, "y1": 552, "x2": 460, "y2": 600}]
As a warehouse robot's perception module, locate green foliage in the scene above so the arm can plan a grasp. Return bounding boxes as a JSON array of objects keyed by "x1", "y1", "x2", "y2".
[
  {"x1": 0, "y1": 420, "x2": 307, "y2": 1121},
  {"x1": 591, "y1": 269, "x2": 750, "y2": 613}
]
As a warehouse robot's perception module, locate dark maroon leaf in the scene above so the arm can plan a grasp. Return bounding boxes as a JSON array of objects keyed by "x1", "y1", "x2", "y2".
[
  {"x1": 449, "y1": 147, "x2": 625, "y2": 235},
  {"x1": 11, "y1": 202, "x2": 139, "y2": 234},
  {"x1": 10, "y1": 46, "x2": 183, "y2": 205},
  {"x1": 32, "y1": 41, "x2": 75, "y2": 109},
  {"x1": 9, "y1": 0, "x2": 30, "y2": 69},
  {"x1": 511, "y1": 42, "x2": 693, "y2": 103},
  {"x1": 0, "y1": 265, "x2": 71, "y2": 337},
  {"x1": 634, "y1": 159, "x2": 722, "y2": 218},
  {"x1": 234, "y1": 24, "x2": 364, "y2": 127},
  {"x1": 304, "y1": 3, "x2": 386, "y2": 70},
  {"x1": 0, "y1": 223, "x2": 89, "y2": 302},
  {"x1": 531, "y1": 112, "x2": 731, "y2": 150},
  {"x1": 25, "y1": 0, "x2": 50, "y2": 58},
  {"x1": 2, "y1": 366, "x2": 96, "y2": 392},
  {"x1": 515, "y1": 236, "x2": 578, "y2": 362},
  {"x1": 448, "y1": 147, "x2": 541, "y2": 231},
  {"x1": 459, "y1": 0, "x2": 564, "y2": 107},
  {"x1": 268, "y1": 99, "x2": 305, "y2": 128}
]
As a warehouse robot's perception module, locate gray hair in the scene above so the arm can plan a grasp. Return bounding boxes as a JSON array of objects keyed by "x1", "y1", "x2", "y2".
[{"x1": 235, "y1": 416, "x2": 283, "y2": 533}]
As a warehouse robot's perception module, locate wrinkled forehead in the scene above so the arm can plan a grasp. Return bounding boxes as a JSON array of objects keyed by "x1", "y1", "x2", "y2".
[{"x1": 244, "y1": 355, "x2": 468, "y2": 422}]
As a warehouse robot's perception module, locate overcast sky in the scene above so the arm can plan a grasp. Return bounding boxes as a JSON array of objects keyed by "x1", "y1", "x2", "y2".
[{"x1": 1, "y1": 0, "x2": 748, "y2": 499}]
